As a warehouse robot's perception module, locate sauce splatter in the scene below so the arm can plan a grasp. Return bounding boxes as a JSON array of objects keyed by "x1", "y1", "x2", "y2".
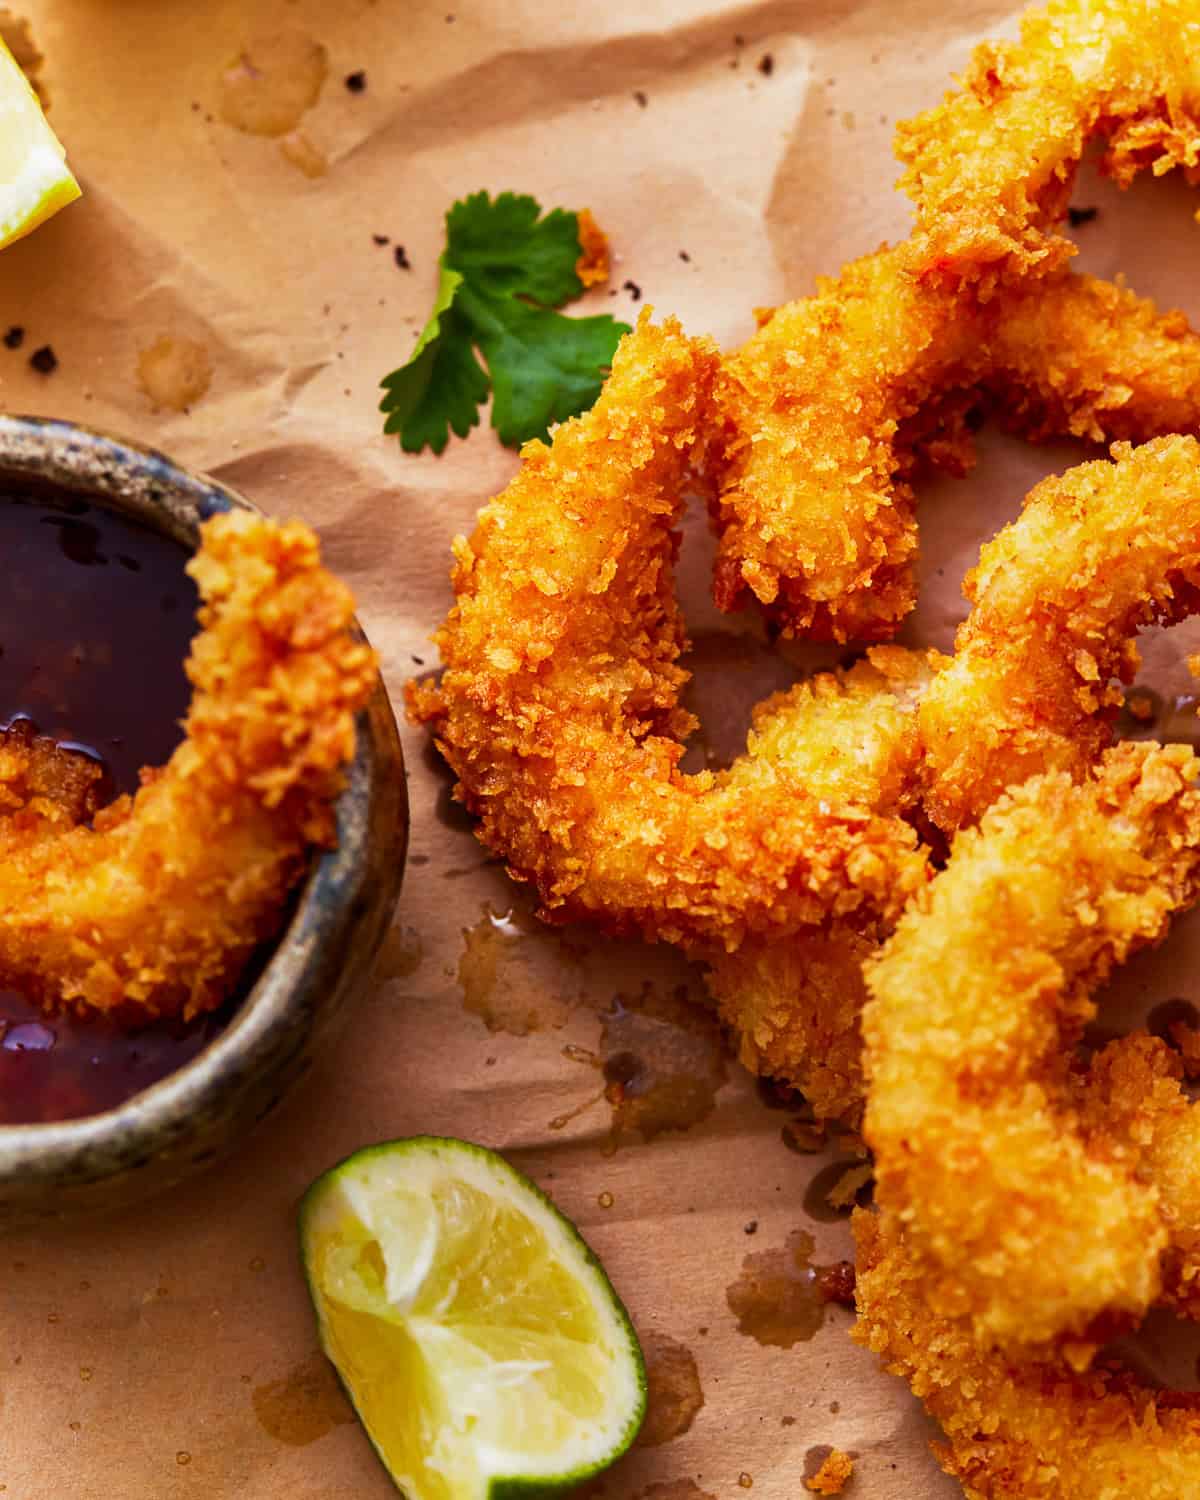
[
  {"x1": 636, "y1": 1332, "x2": 704, "y2": 1447},
  {"x1": 377, "y1": 923, "x2": 424, "y2": 981},
  {"x1": 218, "y1": 31, "x2": 328, "y2": 137},
  {"x1": 457, "y1": 904, "x2": 576, "y2": 1036},
  {"x1": 251, "y1": 1353, "x2": 355, "y2": 1446},
  {"x1": 136, "y1": 336, "x2": 212, "y2": 412},
  {"x1": 726, "y1": 1229, "x2": 848, "y2": 1347},
  {"x1": 599, "y1": 984, "x2": 727, "y2": 1150}
]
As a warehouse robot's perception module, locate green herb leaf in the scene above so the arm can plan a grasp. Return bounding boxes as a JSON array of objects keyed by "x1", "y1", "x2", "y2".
[{"x1": 380, "y1": 192, "x2": 630, "y2": 454}]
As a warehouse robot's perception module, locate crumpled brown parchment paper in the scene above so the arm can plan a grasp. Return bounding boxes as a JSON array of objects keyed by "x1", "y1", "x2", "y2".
[{"x1": 3, "y1": 2, "x2": 1200, "y2": 1496}]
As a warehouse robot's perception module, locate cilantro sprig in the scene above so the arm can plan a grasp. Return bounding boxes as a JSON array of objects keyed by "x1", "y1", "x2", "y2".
[{"x1": 380, "y1": 192, "x2": 630, "y2": 454}]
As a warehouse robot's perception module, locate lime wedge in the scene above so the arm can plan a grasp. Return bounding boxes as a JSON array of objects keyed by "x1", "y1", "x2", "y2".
[
  {"x1": 299, "y1": 1137, "x2": 646, "y2": 1498},
  {"x1": 0, "y1": 36, "x2": 79, "y2": 249}
]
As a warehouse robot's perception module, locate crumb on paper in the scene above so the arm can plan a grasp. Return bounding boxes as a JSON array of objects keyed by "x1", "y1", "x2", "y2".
[
  {"x1": 136, "y1": 335, "x2": 212, "y2": 412},
  {"x1": 28, "y1": 344, "x2": 56, "y2": 375},
  {"x1": 826, "y1": 1162, "x2": 872, "y2": 1210},
  {"x1": 3, "y1": 325, "x2": 24, "y2": 349},
  {"x1": 805, "y1": 1449, "x2": 854, "y2": 1494},
  {"x1": 344, "y1": 69, "x2": 366, "y2": 93},
  {"x1": 1126, "y1": 688, "x2": 1156, "y2": 723},
  {"x1": 623, "y1": 279, "x2": 642, "y2": 302},
  {"x1": 278, "y1": 130, "x2": 327, "y2": 178},
  {"x1": 757, "y1": 52, "x2": 775, "y2": 76},
  {"x1": 394, "y1": 244, "x2": 411, "y2": 270},
  {"x1": 574, "y1": 208, "x2": 611, "y2": 288},
  {"x1": 1067, "y1": 205, "x2": 1098, "y2": 227}
]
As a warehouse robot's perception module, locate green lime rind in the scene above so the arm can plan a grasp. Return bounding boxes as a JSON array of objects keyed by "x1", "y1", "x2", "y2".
[{"x1": 299, "y1": 1135, "x2": 647, "y2": 1500}]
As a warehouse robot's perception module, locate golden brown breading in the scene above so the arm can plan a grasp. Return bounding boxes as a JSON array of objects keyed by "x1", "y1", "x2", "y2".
[
  {"x1": 864, "y1": 742, "x2": 1200, "y2": 1353},
  {"x1": 854, "y1": 1208, "x2": 1200, "y2": 1500},
  {"x1": 409, "y1": 315, "x2": 929, "y2": 953},
  {"x1": 705, "y1": 647, "x2": 931, "y2": 1122},
  {"x1": 896, "y1": 0, "x2": 1200, "y2": 290},
  {"x1": 919, "y1": 436, "x2": 1200, "y2": 834},
  {"x1": 0, "y1": 511, "x2": 376, "y2": 1020},
  {"x1": 805, "y1": 1448, "x2": 854, "y2": 1495},
  {"x1": 1074, "y1": 1033, "x2": 1200, "y2": 1321},
  {"x1": 710, "y1": 251, "x2": 1200, "y2": 642}
]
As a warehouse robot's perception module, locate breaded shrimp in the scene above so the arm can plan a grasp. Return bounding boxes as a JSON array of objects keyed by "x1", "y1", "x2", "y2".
[
  {"x1": 896, "y1": 0, "x2": 1200, "y2": 288},
  {"x1": 710, "y1": 252, "x2": 1200, "y2": 642},
  {"x1": 705, "y1": 646, "x2": 932, "y2": 1122},
  {"x1": 409, "y1": 315, "x2": 929, "y2": 953},
  {"x1": 854, "y1": 1208, "x2": 1200, "y2": 1500},
  {"x1": 0, "y1": 510, "x2": 377, "y2": 1020},
  {"x1": 919, "y1": 435, "x2": 1200, "y2": 834},
  {"x1": 864, "y1": 742, "x2": 1200, "y2": 1352}
]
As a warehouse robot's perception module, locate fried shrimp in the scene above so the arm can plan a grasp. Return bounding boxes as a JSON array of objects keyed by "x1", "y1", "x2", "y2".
[
  {"x1": 919, "y1": 435, "x2": 1200, "y2": 834},
  {"x1": 0, "y1": 510, "x2": 377, "y2": 1021},
  {"x1": 710, "y1": 253, "x2": 1200, "y2": 642},
  {"x1": 897, "y1": 0, "x2": 1200, "y2": 288},
  {"x1": 409, "y1": 315, "x2": 929, "y2": 953},
  {"x1": 704, "y1": 646, "x2": 932, "y2": 1123},
  {"x1": 863, "y1": 742, "x2": 1200, "y2": 1352},
  {"x1": 854, "y1": 1208, "x2": 1200, "y2": 1500}
]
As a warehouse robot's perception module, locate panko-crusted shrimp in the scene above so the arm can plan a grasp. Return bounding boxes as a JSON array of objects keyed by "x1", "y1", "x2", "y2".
[
  {"x1": 864, "y1": 742, "x2": 1200, "y2": 1352},
  {"x1": 919, "y1": 436, "x2": 1200, "y2": 834},
  {"x1": 855, "y1": 1207, "x2": 1200, "y2": 1500},
  {"x1": 409, "y1": 314, "x2": 929, "y2": 955},
  {"x1": 897, "y1": 0, "x2": 1200, "y2": 289},
  {"x1": 0, "y1": 510, "x2": 376, "y2": 1021},
  {"x1": 710, "y1": 251, "x2": 1200, "y2": 642}
]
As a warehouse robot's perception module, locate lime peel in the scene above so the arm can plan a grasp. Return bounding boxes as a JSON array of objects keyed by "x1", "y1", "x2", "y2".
[{"x1": 300, "y1": 1136, "x2": 646, "y2": 1499}]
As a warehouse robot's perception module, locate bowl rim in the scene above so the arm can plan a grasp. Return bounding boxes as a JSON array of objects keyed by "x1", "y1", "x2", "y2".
[{"x1": 0, "y1": 413, "x2": 406, "y2": 1176}]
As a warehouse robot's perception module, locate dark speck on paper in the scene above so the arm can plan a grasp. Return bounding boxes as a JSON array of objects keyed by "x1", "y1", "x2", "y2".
[
  {"x1": 3, "y1": 326, "x2": 24, "y2": 349},
  {"x1": 372, "y1": 233, "x2": 390, "y2": 246},
  {"x1": 344, "y1": 70, "x2": 366, "y2": 93},
  {"x1": 757, "y1": 52, "x2": 775, "y2": 76},
  {"x1": 623, "y1": 280, "x2": 642, "y2": 302},
  {"x1": 29, "y1": 345, "x2": 57, "y2": 375},
  {"x1": 633, "y1": 90, "x2": 648, "y2": 108},
  {"x1": 394, "y1": 245, "x2": 411, "y2": 270},
  {"x1": 1068, "y1": 205, "x2": 1098, "y2": 227}
]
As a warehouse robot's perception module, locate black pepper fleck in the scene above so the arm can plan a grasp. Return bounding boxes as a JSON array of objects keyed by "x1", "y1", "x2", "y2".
[
  {"x1": 394, "y1": 245, "x2": 411, "y2": 270},
  {"x1": 29, "y1": 345, "x2": 57, "y2": 375},
  {"x1": 633, "y1": 89, "x2": 648, "y2": 108},
  {"x1": 734, "y1": 32, "x2": 746, "y2": 46},
  {"x1": 743, "y1": 1220, "x2": 759, "y2": 1235},
  {"x1": 679, "y1": 250, "x2": 691, "y2": 262},
  {"x1": 344, "y1": 70, "x2": 367, "y2": 93},
  {"x1": 623, "y1": 279, "x2": 642, "y2": 302},
  {"x1": 373, "y1": 233, "x2": 390, "y2": 246},
  {"x1": 758, "y1": 52, "x2": 775, "y2": 76},
  {"x1": 3, "y1": 326, "x2": 24, "y2": 349},
  {"x1": 1068, "y1": 205, "x2": 1098, "y2": 227}
]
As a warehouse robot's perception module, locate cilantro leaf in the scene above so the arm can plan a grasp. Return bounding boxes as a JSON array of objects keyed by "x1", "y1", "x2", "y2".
[
  {"x1": 380, "y1": 265, "x2": 489, "y2": 455},
  {"x1": 380, "y1": 191, "x2": 630, "y2": 454}
]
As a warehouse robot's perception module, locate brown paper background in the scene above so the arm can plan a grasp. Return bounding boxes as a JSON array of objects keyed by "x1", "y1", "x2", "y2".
[{"x1": 4, "y1": 1, "x2": 1200, "y2": 1496}]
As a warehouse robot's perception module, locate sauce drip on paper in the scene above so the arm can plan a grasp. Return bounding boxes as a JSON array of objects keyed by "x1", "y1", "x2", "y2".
[{"x1": 0, "y1": 494, "x2": 212, "y2": 1125}]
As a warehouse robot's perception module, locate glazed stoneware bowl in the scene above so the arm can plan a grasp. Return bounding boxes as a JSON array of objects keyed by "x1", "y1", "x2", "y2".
[{"x1": 0, "y1": 415, "x2": 407, "y2": 1227}]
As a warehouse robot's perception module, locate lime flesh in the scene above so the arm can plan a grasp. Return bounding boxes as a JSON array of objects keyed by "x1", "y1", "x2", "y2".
[
  {"x1": 0, "y1": 36, "x2": 79, "y2": 249},
  {"x1": 300, "y1": 1137, "x2": 646, "y2": 1498}
]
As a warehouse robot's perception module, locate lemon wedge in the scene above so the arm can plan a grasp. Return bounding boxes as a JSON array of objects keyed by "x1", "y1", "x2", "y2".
[
  {"x1": 300, "y1": 1137, "x2": 646, "y2": 1499},
  {"x1": 0, "y1": 36, "x2": 79, "y2": 249}
]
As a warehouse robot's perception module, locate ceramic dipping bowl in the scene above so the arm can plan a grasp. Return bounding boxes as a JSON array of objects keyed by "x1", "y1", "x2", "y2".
[{"x1": 0, "y1": 416, "x2": 407, "y2": 1228}]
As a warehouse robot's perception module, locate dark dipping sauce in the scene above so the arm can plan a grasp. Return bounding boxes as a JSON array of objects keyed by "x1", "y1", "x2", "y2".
[{"x1": 0, "y1": 492, "x2": 213, "y2": 1125}]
